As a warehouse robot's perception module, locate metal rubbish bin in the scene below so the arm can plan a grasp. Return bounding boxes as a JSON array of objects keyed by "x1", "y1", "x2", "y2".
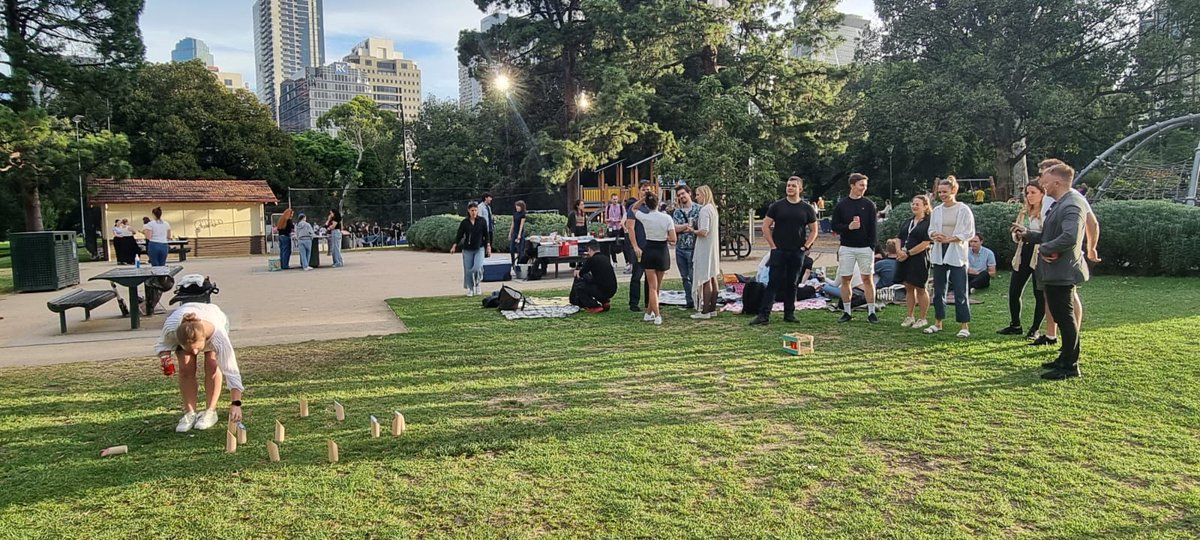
[
  {"x1": 309, "y1": 237, "x2": 322, "y2": 268},
  {"x1": 10, "y1": 231, "x2": 80, "y2": 292}
]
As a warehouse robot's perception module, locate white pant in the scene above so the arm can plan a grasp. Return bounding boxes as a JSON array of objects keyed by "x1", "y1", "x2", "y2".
[{"x1": 837, "y1": 246, "x2": 875, "y2": 277}]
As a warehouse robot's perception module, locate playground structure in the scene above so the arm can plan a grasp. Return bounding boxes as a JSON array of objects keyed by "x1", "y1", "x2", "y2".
[
  {"x1": 567, "y1": 153, "x2": 664, "y2": 212},
  {"x1": 1077, "y1": 113, "x2": 1200, "y2": 205}
]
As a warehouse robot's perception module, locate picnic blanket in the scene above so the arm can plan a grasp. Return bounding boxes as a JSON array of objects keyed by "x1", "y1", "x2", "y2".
[
  {"x1": 658, "y1": 289, "x2": 740, "y2": 306},
  {"x1": 501, "y1": 296, "x2": 580, "y2": 320},
  {"x1": 722, "y1": 297, "x2": 829, "y2": 314}
]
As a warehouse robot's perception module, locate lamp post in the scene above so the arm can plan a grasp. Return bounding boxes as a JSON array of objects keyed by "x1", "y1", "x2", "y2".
[
  {"x1": 72, "y1": 115, "x2": 86, "y2": 241},
  {"x1": 887, "y1": 144, "x2": 895, "y2": 199}
]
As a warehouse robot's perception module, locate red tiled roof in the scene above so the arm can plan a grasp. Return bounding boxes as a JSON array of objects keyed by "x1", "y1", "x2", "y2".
[{"x1": 89, "y1": 178, "x2": 278, "y2": 204}]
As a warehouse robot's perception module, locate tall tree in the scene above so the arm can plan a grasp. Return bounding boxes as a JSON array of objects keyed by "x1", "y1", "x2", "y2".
[
  {"x1": 872, "y1": 0, "x2": 1200, "y2": 198},
  {"x1": 0, "y1": 0, "x2": 144, "y2": 230},
  {"x1": 318, "y1": 95, "x2": 403, "y2": 213},
  {"x1": 410, "y1": 98, "x2": 503, "y2": 203}
]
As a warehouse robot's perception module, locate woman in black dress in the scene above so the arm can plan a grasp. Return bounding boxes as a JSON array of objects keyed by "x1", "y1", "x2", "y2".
[{"x1": 896, "y1": 195, "x2": 933, "y2": 329}]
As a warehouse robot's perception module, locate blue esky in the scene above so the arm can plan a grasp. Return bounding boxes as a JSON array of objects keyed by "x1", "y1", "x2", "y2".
[{"x1": 140, "y1": 0, "x2": 877, "y2": 99}]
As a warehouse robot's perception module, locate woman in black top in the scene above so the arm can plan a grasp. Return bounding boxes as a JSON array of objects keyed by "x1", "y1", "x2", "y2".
[
  {"x1": 450, "y1": 202, "x2": 492, "y2": 297},
  {"x1": 508, "y1": 200, "x2": 527, "y2": 264},
  {"x1": 567, "y1": 199, "x2": 589, "y2": 237},
  {"x1": 896, "y1": 195, "x2": 933, "y2": 328}
]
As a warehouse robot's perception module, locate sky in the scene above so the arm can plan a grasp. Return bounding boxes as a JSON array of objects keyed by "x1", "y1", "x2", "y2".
[{"x1": 140, "y1": 0, "x2": 878, "y2": 99}]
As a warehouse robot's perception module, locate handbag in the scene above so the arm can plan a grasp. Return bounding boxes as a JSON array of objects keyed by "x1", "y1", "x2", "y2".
[{"x1": 497, "y1": 285, "x2": 526, "y2": 311}]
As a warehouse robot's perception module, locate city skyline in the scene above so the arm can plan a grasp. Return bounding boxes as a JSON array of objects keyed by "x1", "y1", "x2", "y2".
[{"x1": 139, "y1": 0, "x2": 876, "y2": 101}]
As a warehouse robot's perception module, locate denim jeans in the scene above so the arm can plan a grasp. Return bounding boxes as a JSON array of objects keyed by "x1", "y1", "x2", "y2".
[
  {"x1": 278, "y1": 234, "x2": 292, "y2": 269},
  {"x1": 298, "y1": 238, "x2": 312, "y2": 268},
  {"x1": 675, "y1": 247, "x2": 694, "y2": 307},
  {"x1": 510, "y1": 237, "x2": 524, "y2": 264},
  {"x1": 932, "y1": 263, "x2": 970, "y2": 323},
  {"x1": 329, "y1": 230, "x2": 344, "y2": 267},
  {"x1": 462, "y1": 248, "x2": 484, "y2": 289},
  {"x1": 147, "y1": 241, "x2": 169, "y2": 267}
]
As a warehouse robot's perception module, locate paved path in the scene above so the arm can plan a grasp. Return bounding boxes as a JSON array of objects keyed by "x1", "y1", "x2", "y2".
[{"x1": 0, "y1": 247, "x2": 835, "y2": 368}]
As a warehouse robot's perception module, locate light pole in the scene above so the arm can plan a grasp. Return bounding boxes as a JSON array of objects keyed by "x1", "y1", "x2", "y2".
[
  {"x1": 887, "y1": 144, "x2": 895, "y2": 199},
  {"x1": 72, "y1": 115, "x2": 86, "y2": 241}
]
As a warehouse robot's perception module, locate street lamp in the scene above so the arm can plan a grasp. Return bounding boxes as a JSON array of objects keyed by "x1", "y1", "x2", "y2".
[
  {"x1": 72, "y1": 115, "x2": 86, "y2": 243},
  {"x1": 494, "y1": 73, "x2": 512, "y2": 94},
  {"x1": 887, "y1": 144, "x2": 895, "y2": 199}
]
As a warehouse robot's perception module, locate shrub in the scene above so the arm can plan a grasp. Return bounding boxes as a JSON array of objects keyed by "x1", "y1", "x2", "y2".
[
  {"x1": 409, "y1": 213, "x2": 571, "y2": 253},
  {"x1": 881, "y1": 199, "x2": 1200, "y2": 276},
  {"x1": 491, "y1": 213, "x2": 568, "y2": 252}
]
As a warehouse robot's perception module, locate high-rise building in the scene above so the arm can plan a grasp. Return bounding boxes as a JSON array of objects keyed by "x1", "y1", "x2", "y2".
[
  {"x1": 342, "y1": 38, "x2": 422, "y2": 122},
  {"x1": 208, "y1": 67, "x2": 250, "y2": 92},
  {"x1": 458, "y1": 13, "x2": 509, "y2": 109},
  {"x1": 278, "y1": 62, "x2": 369, "y2": 133},
  {"x1": 791, "y1": 13, "x2": 869, "y2": 66},
  {"x1": 253, "y1": 0, "x2": 326, "y2": 122},
  {"x1": 172, "y1": 37, "x2": 215, "y2": 66}
]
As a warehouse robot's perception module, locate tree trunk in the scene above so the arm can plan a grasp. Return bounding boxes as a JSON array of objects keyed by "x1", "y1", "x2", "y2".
[
  {"x1": 700, "y1": 44, "x2": 719, "y2": 75},
  {"x1": 992, "y1": 138, "x2": 1029, "y2": 202},
  {"x1": 20, "y1": 177, "x2": 44, "y2": 231}
]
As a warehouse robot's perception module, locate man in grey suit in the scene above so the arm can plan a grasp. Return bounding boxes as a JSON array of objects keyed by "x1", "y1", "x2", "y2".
[{"x1": 1013, "y1": 163, "x2": 1089, "y2": 380}]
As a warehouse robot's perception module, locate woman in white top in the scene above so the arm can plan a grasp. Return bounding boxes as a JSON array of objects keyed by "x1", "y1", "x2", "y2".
[
  {"x1": 142, "y1": 207, "x2": 172, "y2": 266},
  {"x1": 154, "y1": 303, "x2": 244, "y2": 433},
  {"x1": 998, "y1": 182, "x2": 1048, "y2": 339},
  {"x1": 691, "y1": 185, "x2": 721, "y2": 319},
  {"x1": 631, "y1": 191, "x2": 678, "y2": 325},
  {"x1": 925, "y1": 176, "x2": 976, "y2": 337}
]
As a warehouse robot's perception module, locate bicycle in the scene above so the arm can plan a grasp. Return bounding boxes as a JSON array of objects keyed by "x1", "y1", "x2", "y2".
[{"x1": 720, "y1": 221, "x2": 752, "y2": 260}]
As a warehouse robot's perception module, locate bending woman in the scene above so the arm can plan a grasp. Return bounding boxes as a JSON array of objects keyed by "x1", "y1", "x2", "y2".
[{"x1": 155, "y1": 303, "x2": 244, "y2": 433}]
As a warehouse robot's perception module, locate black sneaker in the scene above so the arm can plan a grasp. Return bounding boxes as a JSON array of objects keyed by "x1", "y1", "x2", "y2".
[
  {"x1": 783, "y1": 314, "x2": 798, "y2": 323},
  {"x1": 1041, "y1": 359, "x2": 1067, "y2": 369},
  {"x1": 997, "y1": 325, "x2": 1023, "y2": 335},
  {"x1": 838, "y1": 313, "x2": 853, "y2": 323},
  {"x1": 1029, "y1": 335, "x2": 1057, "y2": 347},
  {"x1": 1041, "y1": 367, "x2": 1081, "y2": 380},
  {"x1": 629, "y1": 306, "x2": 642, "y2": 312},
  {"x1": 749, "y1": 315, "x2": 770, "y2": 326},
  {"x1": 867, "y1": 313, "x2": 879, "y2": 324}
]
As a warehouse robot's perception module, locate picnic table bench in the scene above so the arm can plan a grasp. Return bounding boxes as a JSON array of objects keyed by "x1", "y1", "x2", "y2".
[
  {"x1": 47, "y1": 289, "x2": 119, "y2": 334},
  {"x1": 136, "y1": 239, "x2": 191, "y2": 262}
]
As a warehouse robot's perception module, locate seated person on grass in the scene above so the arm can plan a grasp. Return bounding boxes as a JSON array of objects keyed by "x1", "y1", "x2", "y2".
[
  {"x1": 823, "y1": 240, "x2": 900, "y2": 309},
  {"x1": 570, "y1": 240, "x2": 618, "y2": 313},
  {"x1": 967, "y1": 233, "x2": 997, "y2": 291}
]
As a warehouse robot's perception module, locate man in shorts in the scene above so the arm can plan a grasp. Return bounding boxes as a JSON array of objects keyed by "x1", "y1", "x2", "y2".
[{"x1": 830, "y1": 173, "x2": 879, "y2": 323}]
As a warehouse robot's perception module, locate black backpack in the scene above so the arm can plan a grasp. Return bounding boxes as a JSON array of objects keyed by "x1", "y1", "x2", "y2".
[
  {"x1": 497, "y1": 285, "x2": 526, "y2": 310},
  {"x1": 481, "y1": 291, "x2": 501, "y2": 309},
  {"x1": 742, "y1": 282, "x2": 766, "y2": 314}
]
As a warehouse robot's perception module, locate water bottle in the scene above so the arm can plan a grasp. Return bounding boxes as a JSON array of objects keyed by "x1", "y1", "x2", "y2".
[{"x1": 135, "y1": 257, "x2": 141, "y2": 269}]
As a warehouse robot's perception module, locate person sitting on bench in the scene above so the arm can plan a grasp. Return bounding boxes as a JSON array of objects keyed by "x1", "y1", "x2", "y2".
[{"x1": 570, "y1": 241, "x2": 617, "y2": 313}]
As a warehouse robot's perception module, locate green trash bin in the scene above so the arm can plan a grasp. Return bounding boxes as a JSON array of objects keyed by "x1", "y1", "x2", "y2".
[
  {"x1": 309, "y1": 236, "x2": 321, "y2": 268},
  {"x1": 11, "y1": 231, "x2": 81, "y2": 292}
]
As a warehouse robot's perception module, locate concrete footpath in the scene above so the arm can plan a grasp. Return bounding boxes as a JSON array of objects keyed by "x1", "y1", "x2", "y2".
[{"x1": 0, "y1": 247, "x2": 834, "y2": 368}]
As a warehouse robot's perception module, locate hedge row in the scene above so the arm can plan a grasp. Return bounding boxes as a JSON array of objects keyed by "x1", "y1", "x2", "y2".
[
  {"x1": 879, "y1": 199, "x2": 1200, "y2": 276},
  {"x1": 407, "y1": 213, "x2": 569, "y2": 253}
]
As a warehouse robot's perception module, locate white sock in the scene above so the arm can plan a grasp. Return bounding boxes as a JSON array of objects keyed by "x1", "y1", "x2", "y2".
[
  {"x1": 867, "y1": 303, "x2": 876, "y2": 315},
  {"x1": 844, "y1": 301, "x2": 852, "y2": 315},
  {"x1": 1046, "y1": 334, "x2": 1057, "y2": 340}
]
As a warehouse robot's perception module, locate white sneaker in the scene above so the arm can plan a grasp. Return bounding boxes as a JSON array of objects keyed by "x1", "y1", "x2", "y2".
[
  {"x1": 690, "y1": 312, "x2": 709, "y2": 320},
  {"x1": 303, "y1": 266, "x2": 313, "y2": 271},
  {"x1": 923, "y1": 325, "x2": 942, "y2": 334},
  {"x1": 956, "y1": 329, "x2": 971, "y2": 338},
  {"x1": 643, "y1": 312, "x2": 654, "y2": 322},
  {"x1": 900, "y1": 316, "x2": 915, "y2": 328},
  {"x1": 193, "y1": 409, "x2": 219, "y2": 431},
  {"x1": 653, "y1": 315, "x2": 663, "y2": 325},
  {"x1": 475, "y1": 286, "x2": 483, "y2": 295},
  {"x1": 466, "y1": 289, "x2": 474, "y2": 297},
  {"x1": 175, "y1": 411, "x2": 199, "y2": 433},
  {"x1": 913, "y1": 319, "x2": 929, "y2": 329}
]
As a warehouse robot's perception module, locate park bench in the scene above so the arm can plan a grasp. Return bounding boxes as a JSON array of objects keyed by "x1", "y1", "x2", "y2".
[
  {"x1": 136, "y1": 240, "x2": 192, "y2": 262},
  {"x1": 47, "y1": 289, "x2": 119, "y2": 334}
]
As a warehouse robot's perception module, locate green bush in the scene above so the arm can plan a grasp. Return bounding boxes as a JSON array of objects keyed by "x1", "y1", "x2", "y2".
[
  {"x1": 881, "y1": 200, "x2": 1200, "y2": 276},
  {"x1": 408, "y1": 213, "x2": 570, "y2": 252}
]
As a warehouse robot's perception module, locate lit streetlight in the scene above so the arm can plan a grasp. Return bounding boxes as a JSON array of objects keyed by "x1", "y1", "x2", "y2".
[{"x1": 494, "y1": 73, "x2": 512, "y2": 93}]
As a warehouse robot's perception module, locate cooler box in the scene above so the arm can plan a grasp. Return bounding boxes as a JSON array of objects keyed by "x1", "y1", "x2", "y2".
[
  {"x1": 482, "y1": 256, "x2": 512, "y2": 282},
  {"x1": 537, "y1": 244, "x2": 559, "y2": 258},
  {"x1": 558, "y1": 241, "x2": 579, "y2": 257}
]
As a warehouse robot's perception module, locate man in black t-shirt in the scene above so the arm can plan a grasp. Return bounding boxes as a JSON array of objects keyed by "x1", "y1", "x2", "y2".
[
  {"x1": 570, "y1": 241, "x2": 618, "y2": 312},
  {"x1": 751, "y1": 176, "x2": 819, "y2": 326},
  {"x1": 830, "y1": 172, "x2": 879, "y2": 323}
]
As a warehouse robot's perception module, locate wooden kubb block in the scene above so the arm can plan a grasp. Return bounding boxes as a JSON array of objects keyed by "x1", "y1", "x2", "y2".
[
  {"x1": 327, "y1": 440, "x2": 339, "y2": 463},
  {"x1": 274, "y1": 420, "x2": 286, "y2": 443},
  {"x1": 334, "y1": 401, "x2": 345, "y2": 422},
  {"x1": 782, "y1": 333, "x2": 814, "y2": 356},
  {"x1": 266, "y1": 440, "x2": 281, "y2": 462},
  {"x1": 391, "y1": 412, "x2": 406, "y2": 436}
]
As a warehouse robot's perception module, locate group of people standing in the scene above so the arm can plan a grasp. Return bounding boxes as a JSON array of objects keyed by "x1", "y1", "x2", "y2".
[
  {"x1": 110, "y1": 207, "x2": 173, "y2": 266},
  {"x1": 275, "y1": 208, "x2": 344, "y2": 271}
]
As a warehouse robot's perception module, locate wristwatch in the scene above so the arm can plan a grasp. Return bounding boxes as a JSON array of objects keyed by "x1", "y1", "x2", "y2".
[{"x1": 231, "y1": 400, "x2": 242, "y2": 407}]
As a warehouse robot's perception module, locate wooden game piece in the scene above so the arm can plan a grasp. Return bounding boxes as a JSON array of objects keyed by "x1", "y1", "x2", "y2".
[
  {"x1": 299, "y1": 398, "x2": 309, "y2": 418},
  {"x1": 274, "y1": 420, "x2": 286, "y2": 443},
  {"x1": 782, "y1": 333, "x2": 815, "y2": 356},
  {"x1": 100, "y1": 445, "x2": 128, "y2": 457},
  {"x1": 334, "y1": 401, "x2": 345, "y2": 422},
  {"x1": 391, "y1": 411, "x2": 406, "y2": 436},
  {"x1": 237, "y1": 423, "x2": 248, "y2": 444},
  {"x1": 226, "y1": 431, "x2": 238, "y2": 453},
  {"x1": 326, "y1": 440, "x2": 339, "y2": 463},
  {"x1": 227, "y1": 420, "x2": 238, "y2": 435},
  {"x1": 370, "y1": 415, "x2": 381, "y2": 438},
  {"x1": 266, "y1": 440, "x2": 280, "y2": 462}
]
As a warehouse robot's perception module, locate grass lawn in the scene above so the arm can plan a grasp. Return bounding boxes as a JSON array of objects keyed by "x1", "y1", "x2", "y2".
[{"x1": 2, "y1": 276, "x2": 1199, "y2": 538}]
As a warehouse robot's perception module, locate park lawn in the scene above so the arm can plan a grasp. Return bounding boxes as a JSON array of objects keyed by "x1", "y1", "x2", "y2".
[{"x1": 1, "y1": 276, "x2": 1199, "y2": 538}]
